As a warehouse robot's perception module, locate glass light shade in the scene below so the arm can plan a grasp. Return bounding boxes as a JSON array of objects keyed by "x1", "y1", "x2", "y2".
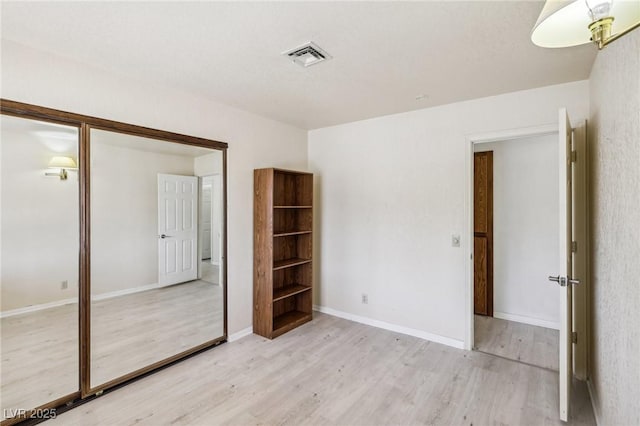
[
  {"x1": 48, "y1": 156, "x2": 77, "y2": 169},
  {"x1": 531, "y1": 0, "x2": 640, "y2": 47},
  {"x1": 586, "y1": 0, "x2": 614, "y2": 20}
]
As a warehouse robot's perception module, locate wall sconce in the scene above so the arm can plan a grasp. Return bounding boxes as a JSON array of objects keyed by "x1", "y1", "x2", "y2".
[
  {"x1": 531, "y1": 0, "x2": 640, "y2": 49},
  {"x1": 45, "y1": 156, "x2": 77, "y2": 180}
]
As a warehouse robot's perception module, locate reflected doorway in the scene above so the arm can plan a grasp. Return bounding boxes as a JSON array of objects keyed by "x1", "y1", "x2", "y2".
[{"x1": 199, "y1": 174, "x2": 223, "y2": 286}]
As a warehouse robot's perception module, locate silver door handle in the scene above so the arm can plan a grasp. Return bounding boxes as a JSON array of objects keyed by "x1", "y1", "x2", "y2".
[
  {"x1": 159, "y1": 234, "x2": 172, "y2": 239},
  {"x1": 548, "y1": 275, "x2": 580, "y2": 286}
]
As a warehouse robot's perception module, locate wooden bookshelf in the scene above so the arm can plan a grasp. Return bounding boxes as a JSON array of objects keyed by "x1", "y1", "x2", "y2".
[{"x1": 254, "y1": 168, "x2": 313, "y2": 339}]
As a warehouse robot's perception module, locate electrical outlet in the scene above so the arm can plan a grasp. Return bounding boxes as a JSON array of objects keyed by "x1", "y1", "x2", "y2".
[
  {"x1": 61, "y1": 280, "x2": 68, "y2": 290},
  {"x1": 452, "y1": 234, "x2": 461, "y2": 247},
  {"x1": 361, "y1": 294, "x2": 368, "y2": 304}
]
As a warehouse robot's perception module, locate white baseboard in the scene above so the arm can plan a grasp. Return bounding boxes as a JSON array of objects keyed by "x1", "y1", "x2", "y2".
[
  {"x1": 1, "y1": 283, "x2": 161, "y2": 318},
  {"x1": 0, "y1": 297, "x2": 77, "y2": 318},
  {"x1": 228, "y1": 326, "x2": 253, "y2": 342},
  {"x1": 587, "y1": 379, "x2": 601, "y2": 426},
  {"x1": 92, "y1": 283, "x2": 160, "y2": 301},
  {"x1": 493, "y1": 311, "x2": 559, "y2": 330},
  {"x1": 313, "y1": 305, "x2": 465, "y2": 350}
]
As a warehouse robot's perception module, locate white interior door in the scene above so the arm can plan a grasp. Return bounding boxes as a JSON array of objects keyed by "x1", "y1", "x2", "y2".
[
  {"x1": 158, "y1": 174, "x2": 198, "y2": 286},
  {"x1": 549, "y1": 107, "x2": 575, "y2": 422}
]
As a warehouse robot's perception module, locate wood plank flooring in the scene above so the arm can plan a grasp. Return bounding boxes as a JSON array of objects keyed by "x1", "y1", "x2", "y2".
[
  {"x1": 200, "y1": 260, "x2": 220, "y2": 284},
  {"x1": 474, "y1": 315, "x2": 559, "y2": 371},
  {"x1": 0, "y1": 301, "x2": 78, "y2": 418},
  {"x1": 1, "y1": 280, "x2": 223, "y2": 419},
  {"x1": 49, "y1": 313, "x2": 594, "y2": 426},
  {"x1": 91, "y1": 280, "x2": 224, "y2": 387}
]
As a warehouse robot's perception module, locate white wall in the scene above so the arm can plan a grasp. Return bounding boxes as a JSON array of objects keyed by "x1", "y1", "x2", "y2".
[
  {"x1": 309, "y1": 80, "x2": 589, "y2": 346},
  {"x1": 1, "y1": 39, "x2": 308, "y2": 334},
  {"x1": 588, "y1": 30, "x2": 640, "y2": 425},
  {"x1": 1, "y1": 126, "x2": 79, "y2": 311},
  {"x1": 90, "y1": 137, "x2": 194, "y2": 295},
  {"x1": 194, "y1": 151, "x2": 223, "y2": 177},
  {"x1": 475, "y1": 135, "x2": 559, "y2": 329}
]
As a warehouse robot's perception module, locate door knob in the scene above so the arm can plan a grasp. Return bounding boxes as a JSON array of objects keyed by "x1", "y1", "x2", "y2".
[
  {"x1": 548, "y1": 275, "x2": 580, "y2": 286},
  {"x1": 548, "y1": 275, "x2": 567, "y2": 286},
  {"x1": 160, "y1": 234, "x2": 172, "y2": 239}
]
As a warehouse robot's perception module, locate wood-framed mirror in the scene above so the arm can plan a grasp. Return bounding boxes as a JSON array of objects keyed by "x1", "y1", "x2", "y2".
[{"x1": 0, "y1": 99, "x2": 228, "y2": 424}]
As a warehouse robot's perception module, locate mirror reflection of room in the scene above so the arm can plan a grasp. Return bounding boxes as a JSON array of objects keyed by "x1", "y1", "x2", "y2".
[
  {"x1": 0, "y1": 115, "x2": 80, "y2": 420},
  {"x1": 90, "y1": 129, "x2": 224, "y2": 388}
]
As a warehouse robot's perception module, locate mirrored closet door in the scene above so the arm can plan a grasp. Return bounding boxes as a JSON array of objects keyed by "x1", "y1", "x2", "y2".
[
  {"x1": 1, "y1": 100, "x2": 227, "y2": 423},
  {"x1": 88, "y1": 128, "x2": 226, "y2": 390},
  {"x1": 0, "y1": 114, "x2": 80, "y2": 420}
]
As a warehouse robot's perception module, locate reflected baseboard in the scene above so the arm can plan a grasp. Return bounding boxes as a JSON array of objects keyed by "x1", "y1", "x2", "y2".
[
  {"x1": 1, "y1": 283, "x2": 162, "y2": 319},
  {"x1": 92, "y1": 283, "x2": 160, "y2": 302},
  {"x1": 1, "y1": 297, "x2": 77, "y2": 319}
]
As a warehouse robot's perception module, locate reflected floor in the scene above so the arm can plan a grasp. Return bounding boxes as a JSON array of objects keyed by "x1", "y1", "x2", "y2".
[
  {"x1": 474, "y1": 315, "x2": 559, "y2": 371},
  {"x1": 91, "y1": 280, "x2": 224, "y2": 387},
  {"x1": 1, "y1": 280, "x2": 223, "y2": 419},
  {"x1": 200, "y1": 260, "x2": 220, "y2": 285},
  {"x1": 1, "y1": 302, "x2": 78, "y2": 419}
]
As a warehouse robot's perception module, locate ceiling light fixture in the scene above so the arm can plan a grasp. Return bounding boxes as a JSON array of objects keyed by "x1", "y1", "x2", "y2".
[
  {"x1": 282, "y1": 42, "x2": 332, "y2": 67},
  {"x1": 531, "y1": 0, "x2": 640, "y2": 49}
]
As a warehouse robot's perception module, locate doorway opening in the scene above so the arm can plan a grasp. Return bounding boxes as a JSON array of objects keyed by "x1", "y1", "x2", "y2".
[
  {"x1": 466, "y1": 116, "x2": 589, "y2": 422},
  {"x1": 467, "y1": 125, "x2": 559, "y2": 369},
  {"x1": 199, "y1": 174, "x2": 223, "y2": 286},
  {"x1": 472, "y1": 134, "x2": 560, "y2": 371}
]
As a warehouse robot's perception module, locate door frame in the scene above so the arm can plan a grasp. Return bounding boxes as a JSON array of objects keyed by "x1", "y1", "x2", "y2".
[{"x1": 464, "y1": 123, "x2": 558, "y2": 350}]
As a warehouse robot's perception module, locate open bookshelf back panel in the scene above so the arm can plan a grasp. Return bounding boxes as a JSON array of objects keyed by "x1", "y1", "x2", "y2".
[
  {"x1": 273, "y1": 171, "x2": 313, "y2": 207},
  {"x1": 273, "y1": 263, "x2": 312, "y2": 291},
  {"x1": 273, "y1": 209, "x2": 312, "y2": 235},
  {"x1": 273, "y1": 233, "x2": 312, "y2": 263},
  {"x1": 272, "y1": 290, "x2": 312, "y2": 318}
]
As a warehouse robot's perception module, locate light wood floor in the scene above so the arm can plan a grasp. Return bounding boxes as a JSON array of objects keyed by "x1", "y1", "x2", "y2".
[
  {"x1": 1, "y1": 280, "x2": 223, "y2": 419},
  {"x1": 1, "y1": 301, "x2": 78, "y2": 419},
  {"x1": 91, "y1": 280, "x2": 224, "y2": 386},
  {"x1": 474, "y1": 315, "x2": 559, "y2": 371},
  {"x1": 49, "y1": 313, "x2": 595, "y2": 426},
  {"x1": 200, "y1": 260, "x2": 220, "y2": 285}
]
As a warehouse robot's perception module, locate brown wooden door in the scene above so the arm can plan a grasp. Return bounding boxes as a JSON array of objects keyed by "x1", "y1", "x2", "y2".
[{"x1": 474, "y1": 151, "x2": 493, "y2": 316}]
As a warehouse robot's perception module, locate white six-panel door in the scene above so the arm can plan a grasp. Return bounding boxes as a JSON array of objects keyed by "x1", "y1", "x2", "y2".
[{"x1": 158, "y1": 174, "x2": 198, "y2": 286}]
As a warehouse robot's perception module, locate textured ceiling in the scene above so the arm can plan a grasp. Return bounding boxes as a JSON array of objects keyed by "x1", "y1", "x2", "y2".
[{"x1": 1, "y1": 1, "x2": 597, "y2": 129}]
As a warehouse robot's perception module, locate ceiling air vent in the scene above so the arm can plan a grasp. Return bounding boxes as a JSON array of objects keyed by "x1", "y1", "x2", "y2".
[{"x1": 282, "y1": 42, "x2": 332, "y2": 68}]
